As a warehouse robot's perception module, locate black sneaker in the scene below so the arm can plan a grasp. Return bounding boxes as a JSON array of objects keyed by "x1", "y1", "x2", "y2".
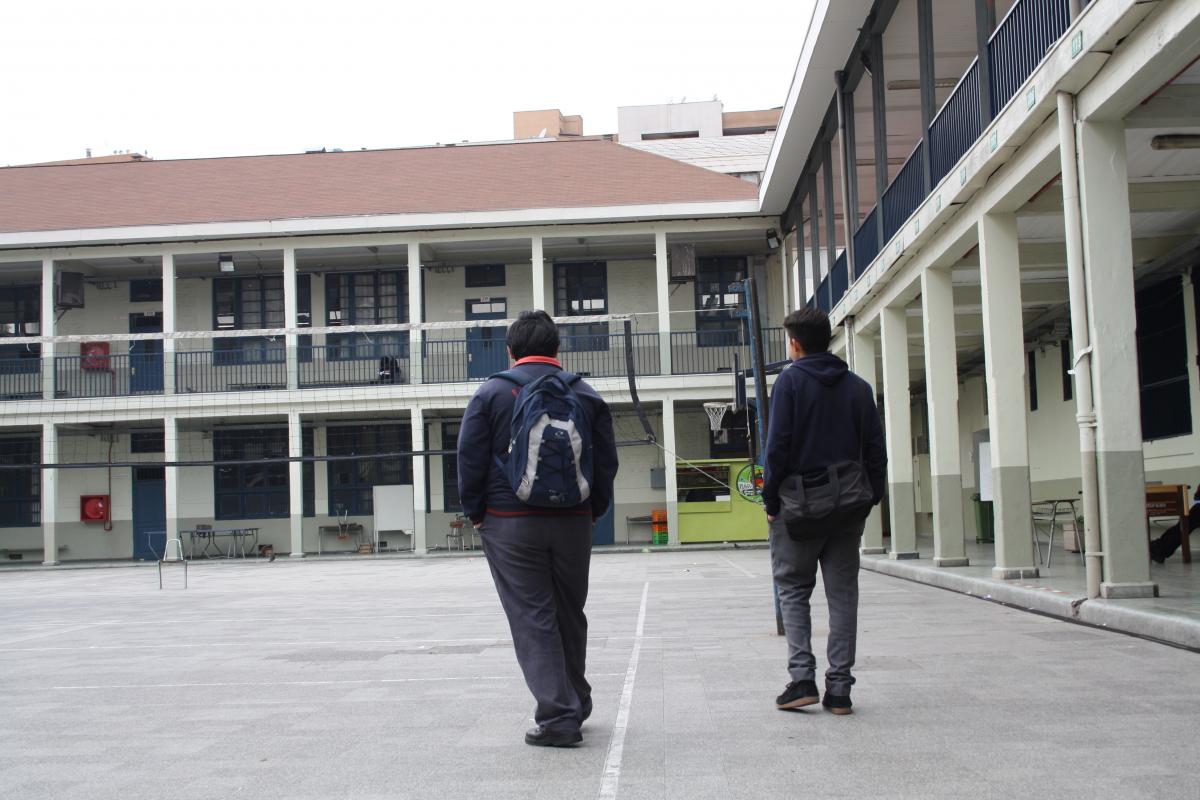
[
  {"x1": 525, "y1": 726, "x2": 583, "y2": 747},
  {"x1": 1149, "y1": 549, "x2": 1165, "y2": 565},
  {"x1": 822, "y1": 692, "x2": 853, "y2": 715},
  {"x1": 775, "y1": 680, "x2": 820, "y2": 710}
]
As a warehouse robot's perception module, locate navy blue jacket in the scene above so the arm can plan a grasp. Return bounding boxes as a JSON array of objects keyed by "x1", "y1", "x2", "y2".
[
  {"x1": 761, "y1": 351, "x2": 887, "y2": 517},
  {"x1": 456, "y1": 358, "x2": 619, "y2": 524}
]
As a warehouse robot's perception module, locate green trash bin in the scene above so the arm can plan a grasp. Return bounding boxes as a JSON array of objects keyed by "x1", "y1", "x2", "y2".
[{"x1": 972, "y1": 494, "x2": 994, "y2": 543}]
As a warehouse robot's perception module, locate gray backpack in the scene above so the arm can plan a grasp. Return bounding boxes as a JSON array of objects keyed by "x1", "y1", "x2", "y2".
[{"x1": 777, "y1": 460, "x2": 874, "y2": 538}]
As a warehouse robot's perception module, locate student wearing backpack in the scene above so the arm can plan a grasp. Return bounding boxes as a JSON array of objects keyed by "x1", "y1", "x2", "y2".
[{"x1": 457, "y1": 310, "x2": 619, "y2": 747}]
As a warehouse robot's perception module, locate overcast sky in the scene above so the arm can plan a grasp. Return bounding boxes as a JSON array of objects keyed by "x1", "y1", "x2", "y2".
[{"x1": 0, "y1": 0, "x2": 815, "y2": 166}]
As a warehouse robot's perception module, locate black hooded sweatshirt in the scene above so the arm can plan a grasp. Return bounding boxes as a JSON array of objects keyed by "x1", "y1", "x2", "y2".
[{"x1": 761, "y1": 350, "x2": 887, "y2": 518}]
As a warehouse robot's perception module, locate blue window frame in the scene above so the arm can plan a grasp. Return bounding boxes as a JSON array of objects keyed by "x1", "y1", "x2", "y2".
[
  {"x1": 1137, "y1": 276, "x2": 1192, "y2": 441},
  {"x1": 465, "y1": 264, "x2": 505, "y2": 288},
  {"x1": 213, "y1": 275, "x2": 311, "y2": 365},
  {"x1": 694, "y1": 257, "x2": 747, "y2": 347},
  {"x1": 326, "y1": 424, "x2": 411, "y2": 516},
  {"x1": 325, "y1": 270, "x2": 408, "y2": 361},
  {"x1": 129, "y1": 279, "x2": 162, "y2": 302},
  {"x1": 442, "y1": 421, "x2": 461, "y2": 513},
  {"x1": 213, "y1": 427, "x2": 314, "y2": 520},
  {"x1": 0, "y1": 434, "x2": 40, "y2": 527},
  {"x1": 554, "y1": 262, "x2": 608, "y2": 352},
  {"x1": 0, "y1": 286, "x2": 41, "y2": 377}
]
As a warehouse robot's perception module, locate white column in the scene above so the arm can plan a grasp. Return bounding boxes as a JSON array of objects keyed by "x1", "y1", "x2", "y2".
[
  {"x1": 41, "y1": 422, "x2": 59, "y2": 565},
  {"x1": 407, "y1": 243, "x2": 423, "y2": 385},
  {"x1": 921, "y1": 267, "x2": 969, "y2": 567},
  {"x1": 283, "y1": 247, "x2": 299, "y2": 390},
  {"x1": 1077, "y1": 119, "x2": 1155, "y2": 597},
  {"x1": 778, "y1": 235, "x2": 792, "y2": 317},
  {"x1": 880, "y1": 306, "x2": 918, "y2": 559},
  {"x1": 288, "y1": 411, "x2": 305, "y2": 557},
  {"x1": 164, "y1": 415, "x2": 180, "y2": 554},
  {"x1": 655, "y1": 230, "x2": 672, "y2": 376},
  {"x1": 531, "y1": 236, "x2": 547, "y2": 311},
  {"x1": 854, "y1": 327, "x2": 886, "y2": 554},
  {"x1": 410, "y1": 407, "x2": 428, "y2": 554},
  {"x1": 978, "y1": 213, "x2": 1038, "y2": 579},
  {"x1": 41, "y1": 259, "x2": 55, "y2": 400},
  {"x1": 162, "y1": 254, "x2": 177, "y2": 395},
  {"x1": 661, "y1": 398, "x2": 680, "y2": 546}
]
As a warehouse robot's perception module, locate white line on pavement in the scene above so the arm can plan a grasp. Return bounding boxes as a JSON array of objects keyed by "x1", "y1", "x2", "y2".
[
  {"x1": 719, "y1": 554, "x2": 757, "y2": 578},
  {"x1": 598, "y1": 581, "x2": 649, "y2": 800},
  {"x1": 42, "y1": 673, "x2": 626, "y2": 692},
  {"x1": 0, "y1": 622, "x2": 106, "y2": 647}
]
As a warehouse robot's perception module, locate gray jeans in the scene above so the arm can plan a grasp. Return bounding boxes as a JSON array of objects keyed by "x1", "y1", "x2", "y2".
[{"x1": 769, "y1": 518, "x2": 862, "y2": 695}]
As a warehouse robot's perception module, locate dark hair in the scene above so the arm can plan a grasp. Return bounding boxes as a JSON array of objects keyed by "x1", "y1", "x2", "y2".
[
  {"x1": 506, "y1": 309, "x2": 560, "y2": 360},
  {"x1": 783, "y1": 308, "x2": 832, "y2": 354}
]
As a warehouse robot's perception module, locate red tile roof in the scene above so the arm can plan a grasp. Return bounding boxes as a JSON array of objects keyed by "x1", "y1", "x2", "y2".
[{"x1": 0, "y1": 140, "x2": 758, "y2": 235}]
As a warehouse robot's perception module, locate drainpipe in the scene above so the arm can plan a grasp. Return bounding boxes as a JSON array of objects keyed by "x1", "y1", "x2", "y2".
[{"x1": 1057, "y1": 91, "x2": 1103, "y2": 599}]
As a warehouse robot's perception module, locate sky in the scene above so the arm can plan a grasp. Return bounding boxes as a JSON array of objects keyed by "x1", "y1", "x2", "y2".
[{"x1": 0, "y1": 0, "x2": 815, "y2": 166}]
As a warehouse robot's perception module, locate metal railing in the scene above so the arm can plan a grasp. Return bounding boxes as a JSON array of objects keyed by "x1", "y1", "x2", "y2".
[
  {"x1": 298, "y1": 345, "x2": 410, "y2": 389},
  {"x1": 671, "y1": 328, "x2": 787, "y2": 375},
  {"x1": 422, "y1": 339, "x2": 478, "y2": 384},
  {"x1": 882, "y1": 141, "x2": 928, "y2": 243},
  {"x1": 557, "y1": 332, "x2": 660, "y2": 378},
  {"x1": 853, "y1": 207, "x2": 879, "y2": 278},
  {"x1": 176, "y1": 345, "x2": 286, "y2": 394},
  {"x1": 929, "y1": 58, "x2": 982, "y2": 186},
  {"x1": 0, "y1": 357, "x2": 41, "y2": 400},
  {"x1": 54, "y1": 353, "x2": 165, "y2": 398},
  {"x1": 988, "y1": 0, "x2": 1071, "y2": 117},
  {"x1": 813, "y1": 274, "x2": 832, "y2": 313},
  {"x1": 830, "y1": 252, "x2": 849, "y2": 310}
]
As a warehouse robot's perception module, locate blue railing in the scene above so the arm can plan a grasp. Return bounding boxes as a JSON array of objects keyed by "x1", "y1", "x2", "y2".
[
  {"x1": 299, "y1": 345, "x2": 410, "y2": 388},
  {"x1": 988, "y1": 0, "x2": 1071, "y2": 117},
  {"x1": 881, "y1": 141, "x2": 928, "y2": 243},
  {"x1": 54, "y1": 353, "x2": 165, "y2": 398},
  {"x1": 671, "y1": 328, "x2": 787, "y2": 375},
  {"x1": 0, "y1": 357, "x2": 41, "y2": 399},
  {"x1": 422, "y1": 339, "x2": 477, "y2": 384},
  {"x1": 929, "y1": 58, "x2": 982, "y2": 186},
  {"x1": 830, "y1": 252, "x2": 849, "y2": 309},
  {"x1": 813, "y1": 273, "x2": 832, "y2": 313},
  {"x1": 176, "y1": 347, "x2": 286, "y2": 394},
  {"x1": 853, "y1": 207, "x2": 879, "y2": 278},
  {"x1": 558, "y1": 332, "x2": 660, "y2": 378}
]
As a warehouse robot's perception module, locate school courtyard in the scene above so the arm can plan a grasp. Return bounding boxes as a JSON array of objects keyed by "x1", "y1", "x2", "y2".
[{"x1": 0, "y1": 550, "x2": 1195, "y2": 800}]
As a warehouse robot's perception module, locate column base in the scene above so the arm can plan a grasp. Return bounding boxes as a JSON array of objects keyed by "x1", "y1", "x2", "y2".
[
  {"x1": 992, "y1": 565, "x2": 1039, "y2": 580},
  {"x1": 889, "y1": 551, "x2": 919, "y2": 560},
  {"x1": 289, "y1": 552, "x2": 307, "y2": 559},
  {"x1": 41, "y1": 560, "x2": 60, "y2": 567},
  {"x1": 934, "y1": 557, "x2": 970, "y2": 567},
  {"x1": 860, "y1": 546, "x2": 887, "y2": 555},
  {"x1": 1100, "y1": 581, "x2": 1159, "y2": 599}
]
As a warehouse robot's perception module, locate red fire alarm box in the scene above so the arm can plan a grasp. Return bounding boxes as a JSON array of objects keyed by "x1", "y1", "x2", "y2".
[
  {"x1": 81, "y1": 495, "x2": 110, "y2": 522},
  {"x1": 80, "y1": 341, "x2": 111, "y2": 370}
]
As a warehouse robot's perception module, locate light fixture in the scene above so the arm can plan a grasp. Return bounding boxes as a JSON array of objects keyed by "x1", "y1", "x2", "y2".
[
  {"x1": 218, "y1": 253, "x2": 235, "y2": 273},
  {"x1": 765, "y1": 229, "x2": 780, "y2": 250},
  {"x1": 1150, "y1": 134, "x2": 1200, "y2": 150}
]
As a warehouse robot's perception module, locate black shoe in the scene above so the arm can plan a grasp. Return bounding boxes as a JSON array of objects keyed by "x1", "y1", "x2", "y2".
[
  {"x1": 1149, "y1": 550, "x2": 1165, "y2": 565},
  {"x1": 822, "y1": 692, "x2": 853, "y2": 715},
  {"x1": 775, "y1": 680, "x2": 820, "y2": 710},
  {"x1": 525, "y1": 726, "x2": 583, "y2": 747},
  {"x1": 580, "y1": 697, "x2": 593, "y2": 723}
]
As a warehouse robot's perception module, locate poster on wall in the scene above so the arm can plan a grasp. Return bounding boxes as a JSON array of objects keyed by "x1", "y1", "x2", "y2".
[{"x1": 978, "y1": 442, "x2": 993, "y2": 502}]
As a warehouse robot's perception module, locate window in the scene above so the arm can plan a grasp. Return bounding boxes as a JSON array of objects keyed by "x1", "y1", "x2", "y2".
[
  {"x1": 1060, "y1": 340, "x2": 1073, "y2": 402},
  {"x1": 465, "y1": 264, "x2": 505, "y2": 288},
  {"x1": 554, "y1": 262, "x2": 608, "y2": 351},
  {"x1": 1027, "y1": 350, "x2": 1038, "y2": 412},
  {"x1": 442, "y1": 421, "x2": 461, "y2": 513},
  {"x1": 1136, "y1": 277, "x2": 1191, "y2": 441},
  {"x1": 0, "y1": 286, "x2": 41, "y2": 376},
  {"x1": 325, "y1": 271, "x2": 408, "y2": 360},
  {"x1": 213, "y1": 427, "x2": 314, "y2": 520},
  {"x1": 695, "y1": 257, "x2": 747, "y2": 346},
  {"x1": 213, "y1": 276, "x2": 311, "y2": 364},
  {"x1": 130, "y1": 279, "x2": 163, "y2": 302},
  {"x1": 326, "y1": 424, "x2": 411, "y2": 515},
  {"x1": 130, "y1": 430, "x2": 164, "y2": 453},
  {"x1": 0, "y1": 434, "x2": 39, "y2": 527}
]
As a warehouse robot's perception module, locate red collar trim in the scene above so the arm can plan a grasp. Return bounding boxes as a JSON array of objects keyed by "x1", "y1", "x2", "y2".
[{"x1": 514, "y1": 356, "x2": 562, "y2": 367}]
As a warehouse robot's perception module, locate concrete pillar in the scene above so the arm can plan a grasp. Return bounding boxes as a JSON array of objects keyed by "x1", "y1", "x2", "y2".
[
  {"x1": 407, "y1": 243, "x2": 423, "y2": 385},
  {"x1": 779, "y1": 234, "x2": 792, "y2": 317},
  {"x1": 164, "y1": 416, "x2": 180, "y2": 554},
  {"x1": 41, "y1": 258, "x2": 55, "y2": 400},
  {"x1": 654, "y1": 230, "x2": 672, "y2": 376},
  {"x1": 880, "y1": 306, "x2": 918, "y2": 558},
  {"x1": 41, "y1": 422, "x2": 59, "y2": 565},
  {"x1": 977, "y1": 213, "x2": 1038, "y2": 579},
  {"x1": 661, "y1": 398, "x2": 680, "y2": 546},
  {"x1": 531, "y1": 236, "x2": 547, "y2": 311},
  {"x1": 287, "y1": 411, "x2": 304, "y2": 557},
  {"x1": 854, "y1": 327, "x2": 886, "y2": 554},
  {"x1": 283, "y1": 247, "x2": 299, "y2": 390},
  {"x1": 162, "y1": 254, "x2": 177, "y2": 395},
  {"x1": 410, "y1": 407, "x2": 428, "y2": 554},
  {"x1": 1077, "y1": 119, "x2": 1155, "y2": 598},
  {"x1": 921, "y1": 268, "x2": 969, "y2": 566}
]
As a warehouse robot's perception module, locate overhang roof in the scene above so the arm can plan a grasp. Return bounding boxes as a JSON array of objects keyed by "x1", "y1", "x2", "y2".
[{"x1": 0, "y1": 139, "x2": 758, "y2": 237}]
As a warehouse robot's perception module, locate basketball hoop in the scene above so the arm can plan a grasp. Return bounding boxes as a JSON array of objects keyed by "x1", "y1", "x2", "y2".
[{"x1": 703, "y1": 401, "x2": 734, "y2": 433}]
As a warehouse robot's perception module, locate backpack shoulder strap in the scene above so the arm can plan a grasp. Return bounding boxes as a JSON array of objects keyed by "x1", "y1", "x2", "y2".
[
  {"x1": 558, "y1": 371, "x2": 582, "y2": 386},
  {"x1": 490, "y1": 369, "x2": 530, "y2": 387}
]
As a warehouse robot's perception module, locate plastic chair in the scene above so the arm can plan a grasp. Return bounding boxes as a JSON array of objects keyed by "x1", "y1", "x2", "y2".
[
  {"x1": 158, "y1": 538, "x2": 188, "y2": 589},
  {"x1": 447, "y1": 517, "x2": 467, "y2": 551}
]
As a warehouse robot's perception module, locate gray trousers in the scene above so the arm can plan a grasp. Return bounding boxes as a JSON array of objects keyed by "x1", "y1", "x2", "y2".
[
  {"x1": 769, "y1": 518, "x2": 862, "y2": 695},
  {"x1": 480, "y1": 513, "x2": 593, "y2": 733}
]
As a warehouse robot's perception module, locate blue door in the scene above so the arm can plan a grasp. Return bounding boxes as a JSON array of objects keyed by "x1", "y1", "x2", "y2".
[
  {"x1": 592, "y1": 503, "x2": 615, "y2": 546},
  {"x1": 132, "y1": 466, "x2": 166, "y2": 560},
  {"x1": 129, "y1": 313, "x2": 163, "y2": 394},
  {"x1": 466, "y1": 298, "x2": 508, "y2": 380}
]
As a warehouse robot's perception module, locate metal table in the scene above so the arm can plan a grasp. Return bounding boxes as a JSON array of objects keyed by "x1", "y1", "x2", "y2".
[{"x1": 180, "y1": 527, "x2": 260, "y2": 559}]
